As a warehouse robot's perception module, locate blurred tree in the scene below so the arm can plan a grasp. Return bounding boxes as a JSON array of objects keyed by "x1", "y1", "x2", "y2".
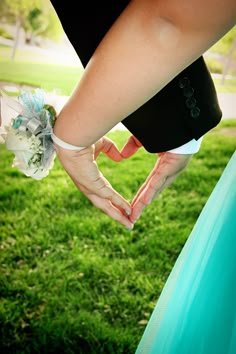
[
  {"x1": 0, "y1": 0, "x2": 64, "y2": 59},
  {"x1": 24, "y1": 8, "x2": 46, "y2": 44},
  {"x1": 38, "y1": 1, "x2": 64, "y2": 42},
  {"x1": 221, "y1": 28, "x2": 236, "y2": 84},
  {"x1": 210, "y1": 26, "x2": 236, "y2": 83}
]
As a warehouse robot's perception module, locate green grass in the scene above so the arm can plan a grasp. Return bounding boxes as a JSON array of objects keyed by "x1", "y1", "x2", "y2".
[
  {"x1": 0, "y1": 45, "x2": 83, "y2": 96},
  {"x1": 1, "y1": 119, "x2": 236, "y2": 353},
  {"x1": 0, "y1": 60, "x2": 83, "y2": 95},
  {"x1": 0, "y1": 42, "x2": 236, "y2": 353}
]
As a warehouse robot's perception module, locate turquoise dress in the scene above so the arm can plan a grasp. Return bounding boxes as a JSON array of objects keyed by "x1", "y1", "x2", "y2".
[{"x1": 136, "y1": 152, "x2": 236, "y2": 354}]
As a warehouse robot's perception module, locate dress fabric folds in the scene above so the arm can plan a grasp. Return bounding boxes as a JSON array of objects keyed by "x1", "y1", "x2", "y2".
[{"x1": 136, "y1": 152, "x2": 236, "y2": 354}]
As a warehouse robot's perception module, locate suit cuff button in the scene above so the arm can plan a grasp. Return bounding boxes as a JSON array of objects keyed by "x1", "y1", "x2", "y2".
[
  {"x1": 178, "y1": 76, "x2": 190, "y2": 88},
  {"x1": 191, "y1": 106, "x2": 201, "y2": 119},
  {"x1": 186, "y1": 97, "x2": 197, "y2": 109}
]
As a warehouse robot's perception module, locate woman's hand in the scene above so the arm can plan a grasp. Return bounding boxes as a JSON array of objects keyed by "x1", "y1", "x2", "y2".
[
  {"x1": 55, "y1": 136, "x2": 134, "y2": 230},
  {"x1": 121, "y1": 136, "x2": 192, "y2": 224}
]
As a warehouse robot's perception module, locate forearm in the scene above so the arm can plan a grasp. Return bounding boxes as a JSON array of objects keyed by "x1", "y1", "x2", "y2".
[{"x1": 54, "y1": 0, "x2": 236, "y2": 146}]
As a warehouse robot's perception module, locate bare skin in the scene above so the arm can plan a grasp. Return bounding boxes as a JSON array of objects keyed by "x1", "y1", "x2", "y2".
[
  {"x1": 121, "y1": 136, "x2": 192, "y2": 223},
  {"x1": 53, "y1": 0, "x2": 236, "y2": 227},
  {"x1": 55, "y1": 137, "x2": 134, "y2": 229}
]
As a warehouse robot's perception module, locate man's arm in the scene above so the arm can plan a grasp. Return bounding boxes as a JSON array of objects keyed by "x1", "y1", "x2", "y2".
[{"x1": 53, "y1": 0, "x2": 235, "y2": 146}]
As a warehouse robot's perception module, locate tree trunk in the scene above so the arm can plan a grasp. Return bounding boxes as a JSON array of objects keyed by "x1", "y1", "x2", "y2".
[
  {"x1": 221, "y1": 37, "x2": 236, "y2": 85},
  {"x1": 10, "y1": 15, "x2": 22, "y2": 60}
]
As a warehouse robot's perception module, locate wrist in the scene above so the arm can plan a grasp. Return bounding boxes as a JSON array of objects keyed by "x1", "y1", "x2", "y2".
[{"x1": 51, "y1": 132, "x2": 87, "y2": 151}]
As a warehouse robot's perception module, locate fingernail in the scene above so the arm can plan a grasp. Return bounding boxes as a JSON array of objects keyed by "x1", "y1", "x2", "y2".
[
  {"x1": 131, "y1": 216, "x2": 138, "y2": 224},
  {"x1": 125, "y1": 224, "x2": 134, "y2": 231}
]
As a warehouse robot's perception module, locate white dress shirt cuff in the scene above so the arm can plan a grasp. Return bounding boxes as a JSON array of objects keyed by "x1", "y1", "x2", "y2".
[{"x1": 167, "y1": 137, "x2": 203, "y2": 154}]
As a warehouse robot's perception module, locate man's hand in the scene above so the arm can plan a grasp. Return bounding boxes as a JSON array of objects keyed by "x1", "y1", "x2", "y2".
[
  {"x1": 55, "y1": 136, "x2": 134, "y2": 230},
  {"x1": 121, "y1": 135, "x2": 192, "y2": 224}
]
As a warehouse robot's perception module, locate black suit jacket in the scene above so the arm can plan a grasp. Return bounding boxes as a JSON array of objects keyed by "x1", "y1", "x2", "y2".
[{"x1": 51, "y1": 1, "x2": 222, "y2": 152}]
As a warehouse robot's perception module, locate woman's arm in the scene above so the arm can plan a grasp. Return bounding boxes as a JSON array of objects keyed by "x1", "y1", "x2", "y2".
[{"x1": 53, "y1": 0, "x2": 236, "y2": 146}]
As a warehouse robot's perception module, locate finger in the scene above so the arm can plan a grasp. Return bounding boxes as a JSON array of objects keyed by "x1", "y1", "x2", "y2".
[
  {"x1": 76, "y1": 177, "x2": 133, "y2": 228},
  {"x1": 88, "y1": 193, "x2": 134, "y2": 229},
  {"x1": 95, "y1": 178, "x2": 132, "y2": 217},
  {"x1": 72, "y1": 172, "x2": 132, "y2": 217},
  {"x1": 130, "y1": 176, "x2": 166, "y2": 223},
  {"x1": 98, "y1": 137, "x2": 123, "y2": 161},
  {"x1": 130, "y1": 153, "x2": 192, "y2": 222},
  {"x1": 120, "y1": 135, "x2": 142, "y2": 158},
  {"x1": 57, "y1": 144, "x2": 133, "y2": 223},
  {"x1": 130, "y1": 173, "x2": 178, "y2": 223},
  {"x1": 135, "y1": 172, "x2": 175, "y2": 210},
  {"x1": 133, "y1": 170, "x2": 167, "y2": 206},
  {"x1": 63, "y1": 148, "x2": 132, "y2": 215},
  {"x1": 132, "y1": 152, "x2": 191, "y2": 205},
  {"x1": 131, "y1": 161, "x2": 158, "y2": 206}
]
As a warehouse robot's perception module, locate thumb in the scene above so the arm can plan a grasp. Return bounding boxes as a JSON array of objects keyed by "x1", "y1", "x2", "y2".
[
  {"x1": 120, "y1": 135, "x2": 143, "y2": 158},
  {"x1": 98, "y1": 137, "x2": 123, "y2": 161}
]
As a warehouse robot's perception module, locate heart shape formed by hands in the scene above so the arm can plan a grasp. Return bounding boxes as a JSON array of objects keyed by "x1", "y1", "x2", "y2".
[
  {"x1": 119, "y1": 135, "x2": 191, "y2": 224},
  {"x1": 0, "y1": 91, "x2": 191, "y2": 230},
  {"x1": 92, "y1": 135, "x2": 192, "y2": 229},
  {"x1": 55, "y1": 134, "x2": 192, "y2": 230}
]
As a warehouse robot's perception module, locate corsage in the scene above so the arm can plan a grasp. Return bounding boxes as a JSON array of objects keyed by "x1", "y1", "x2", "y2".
[{"x1": 0, "y1": 89, "x2": 57, "y2": 180}]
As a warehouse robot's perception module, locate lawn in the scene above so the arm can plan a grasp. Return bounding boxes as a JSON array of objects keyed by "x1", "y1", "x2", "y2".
[
  {"x1": 1, "y1": 119, "x2": 236, "y2": 353},
  {"x1": 0, "y1": 42, "x2": 236, "y2": 353},
  {"x1": 0, "y1": 44, "x2": 83, "y2": 96}
]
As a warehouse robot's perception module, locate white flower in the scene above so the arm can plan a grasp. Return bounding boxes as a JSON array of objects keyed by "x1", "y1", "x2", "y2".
[
  {"x1": 6, "y1": 126, "x2": 41, "y2": 152},
  {"x1": 4, "y1": 125, "x2": 54, "y2": 180},
  {"x1": 0, "y1": 89, "x2": 57, "y2": 180},
  {"x1": 12, "y1": 152, "x2": 56, "y2": 180}
]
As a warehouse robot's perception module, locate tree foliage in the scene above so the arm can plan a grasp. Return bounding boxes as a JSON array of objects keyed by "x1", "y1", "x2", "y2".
[
  {"x1": 0, "y1": 0, "x2": 64, "y2": 58},
  {"x1": 1, "y1": 0, "x2": 41, "y2": 22},
  {"x1": 37, "y1": 1, "x2": 64, "y2": 42},
  {"x1": 211, "y1": 26, "x2": 236, "y2": 56},
  {"x1": 210, "y1": 26, "x2": 236, "y2": 83}
]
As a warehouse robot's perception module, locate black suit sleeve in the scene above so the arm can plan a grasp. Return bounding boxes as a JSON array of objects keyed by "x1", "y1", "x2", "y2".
[{"x1": 50, "y1": 1, "x2": 222, "y2": 153}]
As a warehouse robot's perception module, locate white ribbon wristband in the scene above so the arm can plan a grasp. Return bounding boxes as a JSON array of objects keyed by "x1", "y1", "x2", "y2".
[
  {"x1": 51, "y1": 132, "x2": 86, "y2": 151},
  {"x1": 168, "y1": 137, "x2": 203, "y2": 154}
]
